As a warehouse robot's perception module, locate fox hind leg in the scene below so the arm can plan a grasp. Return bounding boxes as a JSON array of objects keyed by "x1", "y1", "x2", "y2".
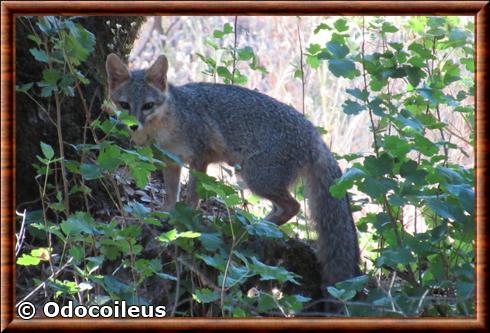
[
  {"x1": 240, "y1": 155, "x2": 301, "y2": 225},
  {"x1": 262, "y1": 192, "x2": 300, "y2": 225}
]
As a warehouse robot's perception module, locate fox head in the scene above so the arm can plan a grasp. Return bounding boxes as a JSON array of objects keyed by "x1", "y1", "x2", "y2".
[{"x1": 105, "y1": 54, "x2": 169, "y2": 132}]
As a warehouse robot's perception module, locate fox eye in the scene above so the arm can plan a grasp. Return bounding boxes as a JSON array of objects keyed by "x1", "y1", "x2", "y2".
[
  {"x1": 142, "y1": 102, "x2": 154, "y2": 111},
  {"x1": 119, "y1": 101, "x2": 130, "y2": 110}
]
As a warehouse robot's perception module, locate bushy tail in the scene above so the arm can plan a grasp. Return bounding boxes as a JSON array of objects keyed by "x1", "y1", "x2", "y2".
[{"x1": 304, "y1": 141, "x2": 361, "y2": 287}]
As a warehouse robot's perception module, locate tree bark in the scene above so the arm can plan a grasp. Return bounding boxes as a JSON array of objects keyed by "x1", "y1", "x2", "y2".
[{"x1": 15, "y1": 16, "x2": 145, "y2": 209}]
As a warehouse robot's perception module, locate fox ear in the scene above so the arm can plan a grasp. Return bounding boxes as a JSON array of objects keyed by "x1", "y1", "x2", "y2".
[
  {"x1": 145, "y1": 55, "x2": 169, "y2": 91},
  {"x1": 106, "y1": 53, "x2": 130, "y2": 91}
]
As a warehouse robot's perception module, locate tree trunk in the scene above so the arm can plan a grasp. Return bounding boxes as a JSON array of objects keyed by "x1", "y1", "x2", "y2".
[{"x1": 15, "y1": 16, "x2": 145, "y2": 209}]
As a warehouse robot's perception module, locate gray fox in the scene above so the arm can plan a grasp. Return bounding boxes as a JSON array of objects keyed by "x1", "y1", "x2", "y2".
[{"x1": 105, "y1": 53, "x2": 361, "y2": 287}]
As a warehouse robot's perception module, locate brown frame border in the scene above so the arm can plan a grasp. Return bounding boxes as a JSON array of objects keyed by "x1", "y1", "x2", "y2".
[{"x1": 1, "y1": 1, "x2": 488, "y2": 331}]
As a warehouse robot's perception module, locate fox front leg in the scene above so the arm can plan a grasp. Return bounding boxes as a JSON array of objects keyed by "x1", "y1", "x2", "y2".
[
  {"x1": 186, "y1": 160, "x2": 208, "y2": 209},
  {"x1": 162, "y1": 163, "x2": 181, "y2": 211}
]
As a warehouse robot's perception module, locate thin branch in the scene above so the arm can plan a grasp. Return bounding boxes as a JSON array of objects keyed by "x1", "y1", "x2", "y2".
[
  {"x1": 296, "y1": 17, "x2": 305, "y2": 115},
  {"x1": 171, "y1": 245, "x2": 181, "y2": 316},
  {"x1": 361, "y1": 17, "x2": 379, "y2": 156},
  {"x1": 15, "y1": 210, "x2": 28, "y2": 257},
  {"x1": 16, "y1": 257, "x2": 74, "y2": 307},
  {"x1": 231, "y1": 16, "x2": 238, "y2": 84}
]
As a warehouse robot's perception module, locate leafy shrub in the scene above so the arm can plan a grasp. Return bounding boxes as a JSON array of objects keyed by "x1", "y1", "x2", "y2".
[
  {"x1": 16, "y1": 16, "x2": 310, "y2": 317},
  {"x1": 306, "y1": 16, "x2": 474, "y2": 316},
  {"x1": 16, "y1": 16, "x2": 474, "y2": 317}
]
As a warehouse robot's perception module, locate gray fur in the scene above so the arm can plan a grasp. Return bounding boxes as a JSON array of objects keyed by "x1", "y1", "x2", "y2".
[
  {"x1": 170, "y1": 82, "x2": 361, "y2": 286},
  {"x1": 109, "y1": 70, "x2": 167, "y2": 125},
  {"x1": 106, "y1": 55, "x2": 361, "y2": 287}
]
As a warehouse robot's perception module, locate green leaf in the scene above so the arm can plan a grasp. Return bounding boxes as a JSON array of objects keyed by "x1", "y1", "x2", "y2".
[
  {"x1": 330, "y1": 167, "x2": 365, "y2": 198},
  {"x1": 17, "y1": 248, "x2": 50, "y2": 266},
  {"x1": 79, "y1": 163, "x2": 101, "y2": 180},
  {"x1": 445, "y1": 184, "x2": 474, "y2": 215},
  {"x1": 213, "y1": 23, "x2": 233, "y2": 38},
  {"x1": 27, "y1": 34, "x2": 42, "y2": 45},
  {"x1": 413, "y1": 134, "x2": 439, "y2": 156},
  {"x1": 40, "y1": 141, "x2": 55, "y2": 160},
  {"x1": 97, "y1": 144, "x2": 121, "y2": 171},
  {"x1": 456, "y1": 281, "x2": 474, "y2": 301},
  {"x1": 408, "y1": 42, "x2": 433, "y2": 59},
  {"x1": 155, "y1": 272, "x2": 178, "y2": 281},
  {"x1": 335, "y1": 275, "x2": 369, "y2": 292},
  {"x1": 251, "y1": 257, "x2": 300, "y2": 285},
  {"x1": 346, "y1": 88, "x2": 368, "y2": 101},
  {"x1": 29, "y1": 48, "x2": 49, "y2": 63},
  {"x1": 408, "y1": 16, "x2": 427, "y2": 33},
  {"x1": 124, "y1": 201, "x2": 150, "y2": 218},
  {"x1": 306, "y1": 43, "x2": 322, "y2": 55},
  {"x1": 179, "y1": 231, "x2": 201, "y2": 238},
  {"x1": 193, "y1": 288, "x2": 220, "y2": 304},
  {"x1": 213, "y1": 30, "x2": 224, "y2": 38},
  {"x1": 381, "y1": 22, "x2": 399, "y2": 33},
  {"x1": 328, "y1": 59, "x2": 356, "y2": 78},
  {"x1": 256, "y1": 293, "x2": 277, "y2": 312},
  {"x1": 306, "y1": 55, "x2": 320, "y2": 69},
  {"x1": 223, "y1": 22, "x2": 233, "y2": 33},
  {"x1": 342, "y1": 100, "x2": 365, "y2": 115},
  {"x1": 237, "y1": 46, "x2": 254, "y2": 60},
  {"x1": 388, "y1": 42, "x2": 403, "y2": 51},
  {"x1": 426, "y1": 198, "x2": 460, "y2": 221},
  {"x1": 326, "y1": 286, "x2": 343, "y2": 299},
  {"x1": 16, "y1": 82, "x2": 34, "y2": 93},
  {"x1": 216, "y1": 66, "x2": 233, "y2": 80},
  {"x1": 61, "y1": 211, "x2": 97, "y2": 236},
  {"x1": 376, "y1": 246, "x2": 416, "y2": 267},
  {"x1": 102, "y1": 276, "x2": 132, "y2": 296},
  {"x1": 395, "y1": 109, "x2": 424, "y2": 132},
  {"x1": 246, "y1": 219, "x2": 283, "y2": 238},
  {"x1": 461, "y1": 57, "x2": 474, "y2": 72},
  {"x1": 199, "y1": 232, "x2": 223, "y2": 251},
  {"x1": 314, "y1": 23, "x2": 331, "y2": 34},
  {"x1": 359, "y1": 177, "x2": 397, "y2": 198},
  {"x1": 434, "y1": 166, "x2": 465, "y2": 184},
  {"x1": 157, "y1": 229, "x2": 178, "y2": 243},
  {"x1": 399, "y1": 160, "x2": 428, "y2": 186},
  {"x1": 42, "y1": 68, "x2": 61, "y2": 86},
  {"x1": 333, "y1": 18, "x2": 349, "y2": 32},
  {"x1": 64, "y1": 23, "x2": 95, "y2": 65},
  {"x1": 330, "y1": 32, "x2": 348, "y2": 44},
  {"x1": 418, "y1": 88, "x2": 440, "y2": 105},
  {"x1": 129, "y1": 161, "x2": 155, "y2": 188},
  {"x1": 117, "y1": 111, "x2": 139, "y2": 127},
  {"x1": 326, "y1": 41, "x2": 349, "y2": 59},
  {"x1": 382, "y1": 135, "x2": 412, "y2": 158},
  {"x1": 327, "y1": 286, "x2": 355, "y2": 301},
  {"x1": 405, "y1": 66, "x2": 423, "y2": 87},
  {"x1": 40, "y1": 86, "x2": 56, "y2": 97},
  {"x1": 199, "y1": 254, "x2": 226, "y2": 271},
  {"x1": 363, "y1": 153, "x2": 394, "y2": 177}
]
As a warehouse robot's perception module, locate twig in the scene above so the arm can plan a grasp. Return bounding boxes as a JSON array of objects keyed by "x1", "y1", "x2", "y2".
[
  {"x1": 361, "y1": 17, "x2": 379, "y2": 156},
  {"x1": 15, "y1": 210, "x2": 28, "y2": 257},
  {"x1": 221, "y1": 205, "x2": 236, "y2": 316},
  {"x1": 231, "y1": 16, "x2": 238, "y2": 84},
  {"x1": 54, "y1": 94, "x2": 70, "y2": 216},
  {"x1": 16, "y1": 257, "x2": 73, "y2": 307},
  {"x1": 171, "y1": 245, "x2": 181, "y2": 316},
  {"x1": 176, "y1": 257, "x2": 220, "y2": 292},
  {"x1": 295, "y1": 16, "x2": 310, "y2": 240},
  {"x1": 416, "y1": 288, "x2": 430, "y2": 315},
  {"x1": 296, "y1": 17, "x2": 305, "y2": 115}
]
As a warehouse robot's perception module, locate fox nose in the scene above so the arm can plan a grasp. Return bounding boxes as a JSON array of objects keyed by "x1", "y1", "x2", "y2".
[{"x1": 129, "y1": 124, "x2": 139, "y2": 131}]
